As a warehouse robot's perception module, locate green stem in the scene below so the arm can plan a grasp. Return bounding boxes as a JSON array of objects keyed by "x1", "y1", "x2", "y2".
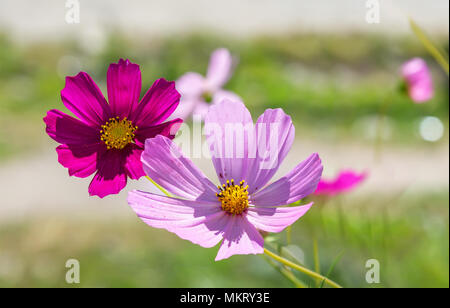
[
  {"x1": 264, "y1": 255, "x2": 307, "y2": 288},
  {"x1": 313, "y1": 238, "x2": 321, "y2": 287},
  {"x1": 146, "y1": 176, "x2": 171, "y2": 197},
  {"x1": 264, "y1": 248, "x2": 342, "y2": 288},
  {"x1": 286, "y1": 226, "x2": 292, "y2": 245},
  {"x1": 409, "y1": 18, "x2": 449, "y2": 75}
]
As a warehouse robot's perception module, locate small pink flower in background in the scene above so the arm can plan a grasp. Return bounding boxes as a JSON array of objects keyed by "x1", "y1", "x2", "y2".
[
  {"x1": 128, "y1": 100, "x2": 323, "y2": 261},
  {"x1": 44, "y1": 59, "x2": 182, "y2": 198},
  {"x1": 172, "y1": 48, "x2": 241, "y2": 120},
  {"x1": 401, "y1": 57, "x2": 434, "y2": 103},
  {"x1": 314, "y1": 169, "x2": 367, "y2": 196}
]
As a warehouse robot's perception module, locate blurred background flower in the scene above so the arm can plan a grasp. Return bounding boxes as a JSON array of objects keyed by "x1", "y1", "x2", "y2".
[
  {"x1": 172, "y1": 48, "x2": 240, "y2": 120},
  {"x1": 401, "y1": 57, "x2": 434, "y2": 103},
  {"x1": 0, "y1": 0, "x2": 448, "y2": 288},
  {"x1": 314, "y1": 169, "x2": 368, "y2": 196}
]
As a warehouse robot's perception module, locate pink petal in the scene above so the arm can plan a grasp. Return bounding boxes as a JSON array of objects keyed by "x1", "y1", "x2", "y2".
[
  {"x1": 61, "y1": 72, "x2": 111, "y2": 127},
  {"x1": 128, "y1": 190, "x2": 227, "y2": 248},
  {"x1": 131, "y1": 78, "x2": 180, "y2": 126},
  {"x1": 170, "y1": 100, "x2": 209, "y2": 122},
  {"x1": 204, "y1": 99, "x2": 255, "y2": 185},
  {"x1": 192, "y1": 101, "x2": 210, "y2": 120},
  {"x1": 141, "y1": 135, "x2": 219, "y2": 201},
  {"x1": 88, "y1": 150, "x2": 127, "y2": 198},
  {"x1": 168, "y1": 98, "x2": 198, "y2": 121},
  {"x1": 212, "y1": 89, "x2": 242, "y2": 105},
  {"x1": 134, "y1": 118, "x2": 183, "y2": 148},
  {"x1": 176, "y1": 72, "x2": 205, "y2": 98},
  {"x1": 215, "y1": 215, "x2": 264, "y2": 261},
  {"x1": 251, "y1": 153, "x2": 323, "y2": 207},
  {"x1": 246, "y1": 108, "x2": 295, "y2": 194},
  {"x1": 409, "y1": 81, "x2": 434, "y2": 103},
  {"x1": 401, "y1": 58, "x2": 434, "y2": 103},
  {"x1": 56, "y1": 143, "x2": 103, "y2": 178},
  {"x1": 206, "y1": 48, "x2": 233, "y2": 91},
  {"x1": 107, "y1": 59, "x2": 142, "y2": 118},
  {"x1": 246, "y1": 203, "x2": 313, "y2": 233},
  {"x1": 44, "y1": 109, "x2": 100, "y2": 145}
]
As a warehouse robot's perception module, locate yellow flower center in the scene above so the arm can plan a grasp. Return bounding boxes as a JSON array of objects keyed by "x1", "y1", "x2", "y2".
[
  {"x1": 100, "y1": 116, "x2": 137, "y2": 150},
  {"x1": 216, "y1": 179, "x2": 249, "y2": 215}
]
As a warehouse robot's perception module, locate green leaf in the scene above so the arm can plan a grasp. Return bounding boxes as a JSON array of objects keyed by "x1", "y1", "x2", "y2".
[
  {"x1": 319, "y1": 250, "x2": 345, "y2": 288},
  {"x1": 264, "y1": 236, "x2": 279, "y2": 243},
  {"x1": 281, "y1": 244, "x2": 305, "y2": 265}
]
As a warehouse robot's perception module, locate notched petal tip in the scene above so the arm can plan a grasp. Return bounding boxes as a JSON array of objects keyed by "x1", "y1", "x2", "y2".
[
  {"x1": 154, "y1": 78, "x2": 179, "y2": 95},
  {"x1": 114, "y1": 58, "x2": 138, "y2": 68}
]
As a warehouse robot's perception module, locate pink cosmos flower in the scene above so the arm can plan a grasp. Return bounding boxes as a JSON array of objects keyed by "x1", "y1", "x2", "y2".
[
  {"x1": 43, "y1": 59, "x2": 182, "y2": 198},
  {"x1": 128, "y1": 99, "x2": 323, "y2": 261},
  {"x1": 172, "y1": 48, "x2": 241, "y2": 120},
  {"x1": 314, "y1": 169, "x2": 367, "y2": 197},
  {"x1": 401, "y1": 58, "x2": 434, "y2": 103}
]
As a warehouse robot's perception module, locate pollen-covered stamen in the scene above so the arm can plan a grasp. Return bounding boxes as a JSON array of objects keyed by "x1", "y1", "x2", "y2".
[
  {"x1": 216, "y1": 179, "x2": 249, "y2": 215},
  {"x1": 100, "y1": 116, "x2": 138, "y2": 150}
]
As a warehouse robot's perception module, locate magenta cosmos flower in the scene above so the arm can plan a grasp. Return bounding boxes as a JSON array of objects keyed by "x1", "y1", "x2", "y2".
[
  {"x1": 401, "y1": 58, "x2": 434, "y2": 103},
  {"x1": 172, "y1": 48, "x2": 241, "y2": 121},
  {"x1": 128, "y1": 100, "x2": 323, "y2": 261},
  {"x1": 43, "y1": 59, "x2": 182, "y2": 198},
  {"x1": 314, "y1": 169, "x2": 367, "y2": 197}
]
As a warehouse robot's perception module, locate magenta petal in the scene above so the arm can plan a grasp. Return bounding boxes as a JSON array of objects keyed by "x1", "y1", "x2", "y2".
[
  {"x1": 131, "y1": 78, "x2": 181, "y2": 126},
  {"x1": 124, "y1": 144, "x2": 145, "y2": 180},
  {"x1": 134, "y1": 118, "x2": 183, "y2": 148},
  {"x1": 204, "y1": 99, "x2": 254, "y2": 185},
  {"x1": 206, "y1": 48, "x2": 233, "y2": 91},
  {"x1": 107, "y1": 59, "x2": 142, "y2": 118},
  {"x1": 246, "y1": 108, "x2": 295, "y2": 193},
  {"x1": 61, "y1": 72, "x2": 111, "y2": 126},
  {"x1": 88, "y1": 150, "x2": 127, "y2": 198},
  {"x1": 251, "y1": 153, "x2": 323, "y2": 207},
  {"x1": 128, "y1": 190, "x2": 227, "y2": 248},
  {"x1": 44, "y1": 109, "x2": 100, "y2": 145},
  {"x1": 314, "y1": 180, "x2": 335, "y2": 196},
  {"x1": 141, "y1": 135, "x2": 219, "y2": 201},
  {"x1": 247, "y1": 203, "x2": 313, "y2": 233},
  {"x1": 215, "y1": 215, "x2": 264, "y2": 261},
  {"x1": 334, "y1": 170, "x2": 367, "y2": 192},
  {"x1": 56, "y1": 143, "x2": 103, "y2": 178},
  {"x1": 315, "y1": 170, "x2": 367, "y2": 196}
]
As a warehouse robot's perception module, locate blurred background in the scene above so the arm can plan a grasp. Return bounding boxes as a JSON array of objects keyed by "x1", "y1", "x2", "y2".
[{"x1": 0, "y1": 0, "x2": 448, "y2": 287}]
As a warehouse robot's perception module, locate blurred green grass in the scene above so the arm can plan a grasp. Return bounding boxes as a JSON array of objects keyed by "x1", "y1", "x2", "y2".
[
  {"x1": 0, "y1": 32, "x2": 448, "y2": 288},
  {"x1": 0, "y1": 32, "x2": 448, "y2": 160},
  {"x1": 0, "y1": 191, "x2": 447, "y2": 287}
]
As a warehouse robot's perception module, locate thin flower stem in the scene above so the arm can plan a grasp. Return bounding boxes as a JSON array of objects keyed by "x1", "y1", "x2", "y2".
[
  {"x1": 263, "y1": 248, "x2": 343, "y2": 288},
  {"x1": 286, "y1": 226, "x2": 292, "y2": 245},
  {"x1": 409, "y1": 18, "x2": 449, "y2": 75},
  {"x1": 313, "y1": 238, "x2": 321, "y2": 287},
  {"x1": 146, "y1": 176, "x2": 171, "y2": 197}
]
